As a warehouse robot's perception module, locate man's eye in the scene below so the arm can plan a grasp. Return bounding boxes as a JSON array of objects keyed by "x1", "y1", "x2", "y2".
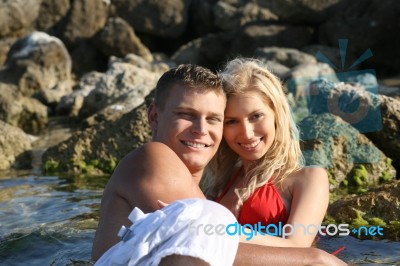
[{"x1": 208, "y1": 117, "x2": 222, "y2": 123}]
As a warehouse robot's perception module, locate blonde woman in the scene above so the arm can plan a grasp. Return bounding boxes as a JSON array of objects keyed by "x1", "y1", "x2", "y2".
[{"x1": 204, "y1": 58, "x2": 330, "y2": 248}]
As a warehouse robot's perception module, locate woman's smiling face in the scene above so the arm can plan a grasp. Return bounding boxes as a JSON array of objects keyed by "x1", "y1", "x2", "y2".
[{"x1": 223, "y1": 90, "x2": 276, "y2": 168}]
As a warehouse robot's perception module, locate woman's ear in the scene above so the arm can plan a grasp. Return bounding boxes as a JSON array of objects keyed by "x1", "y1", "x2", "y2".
[{"x1": 147, "y1": 103, "x2": 158, "y2": 133}]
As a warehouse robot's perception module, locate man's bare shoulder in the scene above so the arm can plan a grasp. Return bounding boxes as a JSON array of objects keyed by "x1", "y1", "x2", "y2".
[
  {"x1": 107, "y1": 141, "x2": 200, "y2": 211},
  {"x1": 112, "y1": 141, "x2": 188, "y2": 183}
]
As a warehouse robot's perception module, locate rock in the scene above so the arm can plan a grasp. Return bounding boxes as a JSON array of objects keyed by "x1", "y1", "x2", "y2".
[
  {"x1": 56, "y1": 71, "x2": 103, "y2": 117},
  {"x1": 364, "y1": 96, "x2": 400, "y2": 177},
  {"x1": 114, "y1": 0, "x2": 192, "y2": 38},
  {"x1": 59, "y1": 0, "x2": 109, "y2": 48},
  {"x1": 171, "y1": 32, "x2": 234, "y2": 68},
  {"x1": 378, "y1": 85, "x2": 400, "y2": 101},
  {"x1": 257, "y1": 60, "x2": 290, "y2": 80},
  {"x1": 42, "y1": 95, "x2": 153, "y2": 175},
  {"x1": 213, "y1": 1, "x2": 278, "y2": 31},
  {"x1": 94, "y1": 17, "x2": 153, "y2": 62},
  {"x1": 0, "y1": 83, "x2": 48, "y2": 134},
  {"x1": 328, "y1": 180, "x2": 400, "y2": 225},
  {"x1": 255, "y1": 47, "x2": 317, "y2": 68},
  {"x1": 34, "y1": 0, "x2": 71, "y2": 33},
  {"x1": 284, "y1": 63, "x2": 337, "y2": 99},
  {"x1": 318, "y1": 0, "x2": 400, "y2": 74},
  {"x1": 299, "y1": 113, "x2": 396, "y2": 192},
  {"x1": 229, "y1": 22, "x2": 314, "y2": 58},
  {"x1": 256, "y1": 0, "x2": 341, "y2": 24},
  {"x1": 301, "y1": 44, "x2": 355, "y2": 71},
  {"x1": 0, "y1": 0, "x2": 41, "y2": 38},
  {"x1": 2, "y1": 32, "x2": 72, "y2": 99},
  {"x1": 0, "y1": 38, "x2": 17, "y2": 67},
  {"x1": 77, "y1": 57, "x2": 166, "y2": 119},
  {"x1": 69, "y1": 41, "x2": 108, "y2": 78},
  {"x1": 0, "y1": 120, "x2": 32, "y2": 170},
  {"x1": 109, "y1": 54, "x2": 171, "y2": 74},
  {"x1": 187, "y1": 0, "x2": 216, "y2": 36},
  {"x1": 35, "y1": 80, "x2": 74, "y2": 113},
  {"x1": 305, "y1": 80, "x2": 400, "y2": 176}
]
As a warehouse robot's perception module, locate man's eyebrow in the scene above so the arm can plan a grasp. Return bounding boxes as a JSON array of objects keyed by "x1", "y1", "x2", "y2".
[
  {"x1": 208, "y1": 112, "x2": 224, "y2": 118},
  {"x1": 175, "y1": 107, "x2": 223, "y2": 118}
]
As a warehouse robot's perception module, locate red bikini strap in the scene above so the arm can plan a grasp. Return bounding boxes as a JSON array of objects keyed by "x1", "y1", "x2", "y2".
[{"x1": 215, "y1": 167, "x2": 243, "y2": 202}]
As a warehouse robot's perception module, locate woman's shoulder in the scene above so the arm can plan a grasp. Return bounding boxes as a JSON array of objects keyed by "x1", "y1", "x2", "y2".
[{"x1": 287, "y1": 166, "x2": 328, "y2": 187}]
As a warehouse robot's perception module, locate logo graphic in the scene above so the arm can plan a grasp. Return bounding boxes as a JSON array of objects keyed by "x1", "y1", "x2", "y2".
[
  {"x1": 287, "y1": 39, "x2": 382, "y2": 167},
  {"x1": 188, "y1": 221, "x2": 384, "y2": 240}
]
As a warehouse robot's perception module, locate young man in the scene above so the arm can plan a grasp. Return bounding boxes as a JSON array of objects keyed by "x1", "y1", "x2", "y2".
[{"x1": 92, "y1": 64, "x2": 347, "y2": 266}]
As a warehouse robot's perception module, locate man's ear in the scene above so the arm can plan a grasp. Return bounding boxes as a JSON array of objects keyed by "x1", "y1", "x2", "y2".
[{"x1": 147, "y1": 103, "x2": 158, "y2": 133}]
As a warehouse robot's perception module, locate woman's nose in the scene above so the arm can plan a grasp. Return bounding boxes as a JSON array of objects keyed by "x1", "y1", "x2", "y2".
[{"x1": 241, "y1": 122, "x2": 254, "y2": 139}]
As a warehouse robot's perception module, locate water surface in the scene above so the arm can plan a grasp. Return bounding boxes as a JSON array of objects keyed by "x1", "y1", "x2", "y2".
[{"x1": 0, "y1": 173, "x2": 399, "y2": 265}]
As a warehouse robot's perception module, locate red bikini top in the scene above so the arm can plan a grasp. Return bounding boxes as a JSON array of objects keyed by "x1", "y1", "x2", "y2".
[{"x1": 215, "y1": 168, "x2": 289, "y2": 226}]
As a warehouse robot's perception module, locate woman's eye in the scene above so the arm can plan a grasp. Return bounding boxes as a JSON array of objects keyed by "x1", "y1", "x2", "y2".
[
  {"x1": 252, "y1": 113, "x2": 264, "y2": 120},
  {"x1": 208, "y1": 117, "x2": 222, "y2": 123},
  {"x1": 224, "y1": 119, "x2": 236, "y2": 125}
]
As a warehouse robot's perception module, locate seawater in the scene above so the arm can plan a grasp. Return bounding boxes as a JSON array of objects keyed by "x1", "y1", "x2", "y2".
[{"x1": 0, "y1": 173, "x2": 399, "y2": 265}]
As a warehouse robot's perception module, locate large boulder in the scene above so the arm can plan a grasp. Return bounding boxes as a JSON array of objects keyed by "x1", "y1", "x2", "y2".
[
  {"x1": 255, "y1": 47, "x2": 317, "y2": 68},
  {"x1": 306, "y1": 79, "x2": 400, "y2": 176},
  {"x1": 0, "y1": 0, "x2": 41, "y2": 38},
  {"x1": 77, "y1": 55, "x2": 167, "y2": 119},
  {"x1": 256, "y1": 0, "x2": 341, "y2": 24},
  {"x1": 318, "y1": 0, "x2": 400, "y2": 74},
  {"x1": 299, "y1": 113, "x2": 396, "y2": 193},
  {"x1": 93, "y1": 17, "x2": 153, "y2": 62},
  {"x1": 213, "y1": 1, "x2": 278, "y2": 31},
  {"x1": 113, "y1": 0, "x2": 192, "y2": 38},
  {"x1": 59, "y1": 0, "x2": 109, "y2": 48},
  {"x1": 42, "y1": 96, "x2": 153, "y2": 175},
  {"x1": 364, "y1": 96, "x2": 400, "y2": 177},
  {"x1": 0, "y1": 83, "x2": 48, "y2": 134},
  {"x1": 187, "y1": 0, "x2": 217, "y2": 37},
  {"x1": 34, "y1": 0, "x2": 71, "y2": 33},
  {"x1": 0, "y1": 120, "x2": 32, "y2": 170},
  {"x1": 328, "y1": 180, "x2": 400, "y2": 228},
  {"x1": 302, "y1": 44, "x2": 358, "y2": 72},
  {"x1": 2, "y1": 32, "x2": 72, "y2": 100},
  {"x1": 229, "y1": 22, "x2": 314, "y2": 57},
  {"x1": 171, "y1": 32, "x2": 234, "y2": 68},
  {"x1": 0, "y1": 38, "x2": 16, "y2": 67},
  {"x1": 56, "y1": 71, "x2": 104, "y2": 117},
  {"x1": 284, "y1": 63, "x2": 337, "y2": 99}
]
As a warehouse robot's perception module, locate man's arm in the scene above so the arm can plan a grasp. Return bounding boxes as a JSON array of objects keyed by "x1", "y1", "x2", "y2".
[
  {"x1": 235, "y1": 243, "x2": 347, "y2": 266},
  {"x1": 92, "y1": 142, "x2": 205, "y2": 260}
]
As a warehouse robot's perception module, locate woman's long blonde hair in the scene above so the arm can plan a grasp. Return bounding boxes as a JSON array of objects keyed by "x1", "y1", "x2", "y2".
[{"x1": 202, "y1": 58, "x2": 304, "y2": 215}]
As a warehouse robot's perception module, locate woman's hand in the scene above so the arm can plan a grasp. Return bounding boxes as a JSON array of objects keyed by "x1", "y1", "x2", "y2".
[{"x1": 157, "y1": 200, "x2": 169, "y2": 209}]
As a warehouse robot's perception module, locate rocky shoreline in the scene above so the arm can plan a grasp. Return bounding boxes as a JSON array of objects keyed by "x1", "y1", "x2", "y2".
[{"x1": 1, "y1": 0, "x2": 399, "y2": 232}]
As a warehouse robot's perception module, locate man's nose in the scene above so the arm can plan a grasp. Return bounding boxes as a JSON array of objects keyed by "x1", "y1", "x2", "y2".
[{"x1": 191, "y1": 118, "x2": 207, "y2": 135}]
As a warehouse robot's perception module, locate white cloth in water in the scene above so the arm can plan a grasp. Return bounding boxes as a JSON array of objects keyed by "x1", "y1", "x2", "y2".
[{"x1": 95, "y1": 198, "x2": 239, "y2": 266}]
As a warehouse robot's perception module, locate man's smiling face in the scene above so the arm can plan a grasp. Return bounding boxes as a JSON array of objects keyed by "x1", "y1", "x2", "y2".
[{"x1": 151, "y1": 84, "x2": 226, "y2": 175}]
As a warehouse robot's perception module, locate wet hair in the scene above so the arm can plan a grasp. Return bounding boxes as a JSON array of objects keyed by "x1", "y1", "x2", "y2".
[
  {"x1": 154, "y1": 64, "x2": 224, "y2": 110},
  {"x1": 202, "y1": 58, "x2": 304, "y2": 215}
]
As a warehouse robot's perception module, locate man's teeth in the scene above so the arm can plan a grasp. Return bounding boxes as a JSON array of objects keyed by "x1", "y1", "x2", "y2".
[
  {"x1": 184, "y1": 141, "x2": 208, "y2": 148},
  {"x1": 240, "y1": 140, "x2": 260, "y2": 148}
]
